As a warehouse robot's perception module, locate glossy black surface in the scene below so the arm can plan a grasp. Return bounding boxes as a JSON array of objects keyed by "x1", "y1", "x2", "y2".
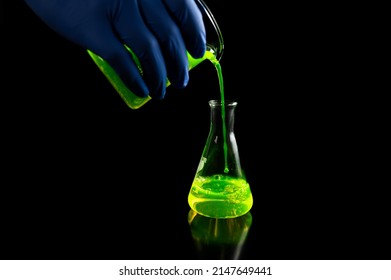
[{"x1": 2, "y1": 1, "x2": 389, "y2": 260}]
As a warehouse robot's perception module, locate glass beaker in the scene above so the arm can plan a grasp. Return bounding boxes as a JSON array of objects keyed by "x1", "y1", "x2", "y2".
[
  {"x1": 87, "y1": 0, "x2": 224, "y2": 109},
  {"x1": 188, "y1": 100, "x2": 253, "y2": 219}
]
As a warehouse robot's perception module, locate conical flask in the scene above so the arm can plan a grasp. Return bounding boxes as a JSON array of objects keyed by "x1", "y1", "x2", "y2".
[{"x1": 188, "y1": 100, "x2": 253, "y2": 219}]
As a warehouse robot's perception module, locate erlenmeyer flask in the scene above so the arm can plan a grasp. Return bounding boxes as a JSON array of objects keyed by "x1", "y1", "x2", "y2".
[
  {"x1": 87, "y1": 0, "x2": 224, "y2": 109},
  {"x1": 188, "y1": 100, "x2": 253, "y2": 219}
]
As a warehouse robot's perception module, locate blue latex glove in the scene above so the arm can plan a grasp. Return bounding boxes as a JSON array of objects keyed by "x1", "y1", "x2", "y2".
[{"x1": 24, "y1": 0, "x2": 206, "y2": 99}]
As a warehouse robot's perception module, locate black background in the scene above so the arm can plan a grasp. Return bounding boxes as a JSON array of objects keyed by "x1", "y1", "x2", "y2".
[{"x1": 1, "y1": 1, "x2": 389, "y2": 260}]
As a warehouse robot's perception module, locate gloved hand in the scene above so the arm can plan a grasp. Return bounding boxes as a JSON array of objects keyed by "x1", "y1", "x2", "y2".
[{"x1": 24, "y1": 0, "x2": 206, "y2": 99}]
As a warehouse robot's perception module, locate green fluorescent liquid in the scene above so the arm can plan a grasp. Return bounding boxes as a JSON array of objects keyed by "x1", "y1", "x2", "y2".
[
  {"x1": 189, "y1": 175, "x2": 253, "y2": 219},
  {"x1": 188, "y1": 54, "x2": 253, "y2": 219},
  {"x1": 208, "y1": 55, "x2": 228, "y2": 172}
]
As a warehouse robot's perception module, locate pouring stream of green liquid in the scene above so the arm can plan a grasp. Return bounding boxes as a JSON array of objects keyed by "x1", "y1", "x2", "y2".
[{"x1": 208, "y1": 56, "x2": 229, "y2": 172}]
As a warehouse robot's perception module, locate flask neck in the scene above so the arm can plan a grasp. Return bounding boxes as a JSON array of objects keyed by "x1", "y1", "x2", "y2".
[{"x1": 209, "y1": 100, "x2": 236, "y2": 133}]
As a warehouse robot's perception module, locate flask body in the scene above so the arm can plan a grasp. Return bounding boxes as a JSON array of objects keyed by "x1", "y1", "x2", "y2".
[{"x1": 188, "y1": 100, "x2": 253, "y2": 219}]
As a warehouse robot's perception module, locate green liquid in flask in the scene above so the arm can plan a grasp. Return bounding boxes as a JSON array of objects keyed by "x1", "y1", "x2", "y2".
[
  {"x1": 189, "y1": 175, "x2": 253, "y2": 219},
  {"x1": 188, "y1": 56, "x2": 253, "y2": 219}
]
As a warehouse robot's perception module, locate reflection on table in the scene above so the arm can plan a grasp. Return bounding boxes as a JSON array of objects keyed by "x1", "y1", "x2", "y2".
[{"x1": 187, "y1": 209, "x2": 252, "y2": 259}]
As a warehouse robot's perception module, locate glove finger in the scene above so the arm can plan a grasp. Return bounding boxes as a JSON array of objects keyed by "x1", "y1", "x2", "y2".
[
  {"x1": 138, "y1": 0, "x2": 189, "y2": 89},
  {"x1": 86, "y1": 23, "x2": 150, "y2": 98},
  {"x1": 113, "y1": 0, "x2": 167, "y2": 100},
  {"x1": 163, "y1": 0, "x2": 206, "y2": 59}
]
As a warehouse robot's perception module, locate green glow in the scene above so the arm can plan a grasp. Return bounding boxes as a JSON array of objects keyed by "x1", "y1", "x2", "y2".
[{"x1": 188, "y1": 175, "x2": 253, "y2": 219}]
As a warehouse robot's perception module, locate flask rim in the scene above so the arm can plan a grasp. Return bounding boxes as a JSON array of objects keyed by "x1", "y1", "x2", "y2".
[{"x1": 209, "y1": 99, "x2": 237, "y2": 107}]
